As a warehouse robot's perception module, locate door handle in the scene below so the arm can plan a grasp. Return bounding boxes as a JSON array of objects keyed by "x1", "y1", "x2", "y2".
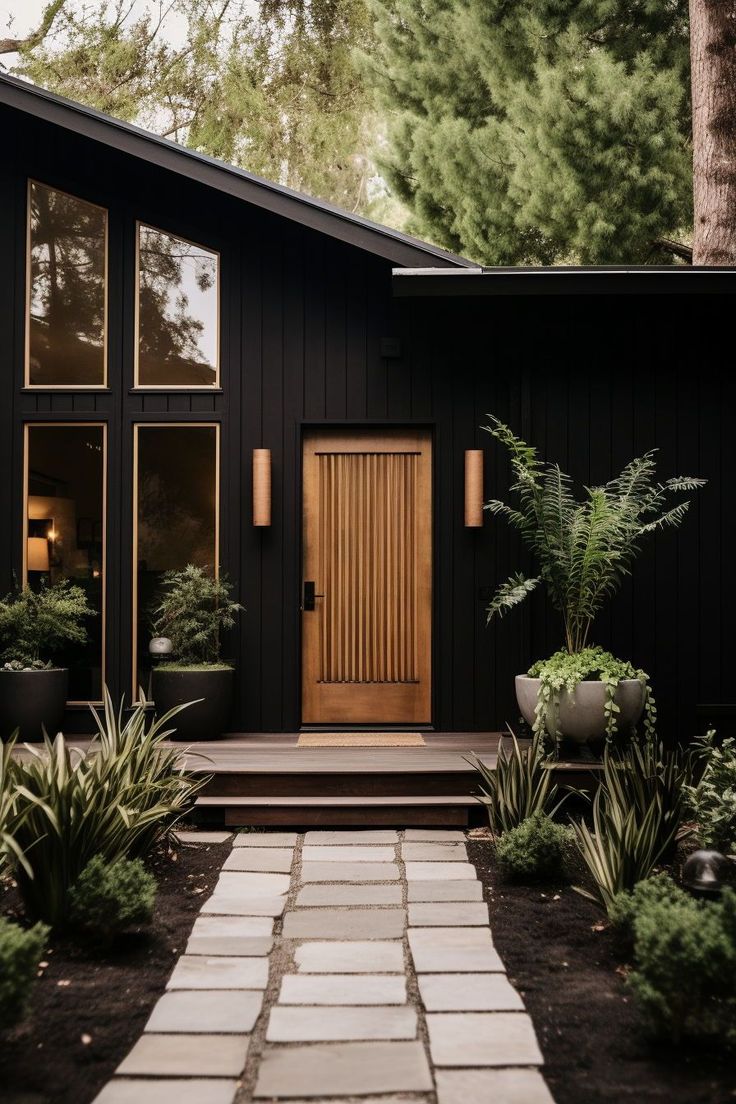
[{"x1": 302, "y1": 580, "x2": 325, "y2": 611}]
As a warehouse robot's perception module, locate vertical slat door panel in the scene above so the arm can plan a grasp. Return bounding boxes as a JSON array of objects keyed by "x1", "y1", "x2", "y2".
[{"x1": 302, "y1": 429, "x2": 432, "y2": 724}]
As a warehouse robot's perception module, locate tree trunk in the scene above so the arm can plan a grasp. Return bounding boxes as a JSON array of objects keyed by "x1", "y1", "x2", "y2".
[{"x1": 690, "y1": 0, "x2": 736, "y2": 265}]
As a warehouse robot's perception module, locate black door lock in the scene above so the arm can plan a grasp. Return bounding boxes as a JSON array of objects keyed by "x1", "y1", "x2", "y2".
[{"x1": 302, "y1": 580, "x2": 325, "y2": 611}]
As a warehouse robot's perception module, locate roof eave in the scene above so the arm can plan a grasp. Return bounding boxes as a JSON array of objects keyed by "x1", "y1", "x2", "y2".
[{"x1": 392, "y1": 266, "x2": 736, "y2": 296}]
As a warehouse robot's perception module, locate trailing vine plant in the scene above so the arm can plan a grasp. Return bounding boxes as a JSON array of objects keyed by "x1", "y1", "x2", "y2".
[{"x1": 483, "y1": 417, "x2": 703, "y2": 742}]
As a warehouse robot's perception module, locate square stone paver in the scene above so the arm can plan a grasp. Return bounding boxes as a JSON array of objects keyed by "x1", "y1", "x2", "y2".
[
  {"x1": 145, "y1": 990, "x2": 263, "y2": 1033},
  {"x1": 175, "y1": 831, "x2": 232, "y2": 845},
  {"x1": 301, "y1": 846, "x2": 396, "y2": 864},
  {"x1": 435, "y1": 1069, "x2": 554, "y2": 1104},
  {"x1": 187, "y1": 914, "x2": 274, "y2": 956},
  {"x1": 404, "y1": 830, "x2": 466, "y2": 842},
  {"x1": 266, "y1": 1005, "x2": 417, "y2": 1042},
  {"x1": 282, "y1": 908, "x2": 405, "y2": 941},
  {"x1": 408, "y1": 929, "x2": 504, "y2": 973},
  {"x1": 418, "y1": 973, "x2": 524, "y2": 1012},
  {"x1": 405, "y1": 862, "x2": 476, "y2": 881},
  {"x1": 304, "y1": 831, "x2": 398, "y2": 845},
  {"x1": 167, "y1": 955, "x2": 269, "y2": 990},
  {"x1": 201, "y1": 895, "x2": 286, "y2": 917},
  {"x1": 279, "y1": 974, "x2": 406, "y2": 1005},
  {"x1": 408, "y1": 902, "x2": 489, "y2": 927},
  {"x1": 233, "y1": 832, "x2": 298, "y2": 847},
  {"x1": 215, "y1": 871, "x2": 291, "y2": 897},
  {"x1": 301, "y1": 862, "x2": 399, "y2": 883},
  {"x1": 254, "y1": 1041, "x2": 433, "y2": 1097},
  {"x1": 407, "y1": 880, "x2": 483, "y2": 903},
  {"x1": 223, "y1": 849, "x2": 294, "y2": 873},
  {"x1": 117, "y1": 1034, "x2": 249, "y2": 1077},
  {"x1": 93, "y1": 1080, "x2": 238, "y2": 1104},
  {"x1": 427, "y1": 1012, "x2": 543, "y2": 1067},
  {"x1": 296, "y1": 884, "x2": 402, "y2": 907},
  {"x1": 401, "y1": 843, "x2": 467, "y2": 862},
  {"x1": 295, "y1": 941, "x2": 404, "y2": 974}
]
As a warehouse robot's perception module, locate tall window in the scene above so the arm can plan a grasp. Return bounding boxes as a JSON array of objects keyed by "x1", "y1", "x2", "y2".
[
  {"x1": 24, "y1": 424, "x2": 106, "y2": 701},
  {"x1": 135, "y1": 224, "x2": 219, "y2": 387},
  {"x1": 26, "y1": 182, "x2": 107, "y2": 388},
  {"x1": 133, "y1": 424, "x2": 219, "y2": 694}
]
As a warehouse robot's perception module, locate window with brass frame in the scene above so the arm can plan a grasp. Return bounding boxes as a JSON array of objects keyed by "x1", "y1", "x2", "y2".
[
  {"x1": 135, "y1": 223, "x2": 220, "y2": 388},
  {"x1": 26, "y1": 181, "x2": 108, "y2": 388},
  {"x1": 132, "y1": 423, "x2": 220, "y2": 697},
  {"x1": 23, "y1": 423, "x2": 107, "y2": 702}
]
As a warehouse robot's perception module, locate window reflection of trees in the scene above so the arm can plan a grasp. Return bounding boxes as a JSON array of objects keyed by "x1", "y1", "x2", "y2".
[
  {"x1": 137, "y1": 226, "x2": 219, "y2": 387},
  {"x1": 28, "y1": 183, "x2": 106, "y2": 386}
]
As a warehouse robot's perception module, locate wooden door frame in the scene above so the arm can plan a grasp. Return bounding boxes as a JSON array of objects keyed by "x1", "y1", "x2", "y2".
[{"x1": 297, "y1": 421, "x2": 438, "y2": 730}]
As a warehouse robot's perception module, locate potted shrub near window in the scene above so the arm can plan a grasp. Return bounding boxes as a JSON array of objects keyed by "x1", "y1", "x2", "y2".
[
  {"x1": 150, "y1": 565, "x2": 243, "y2": 741},
  {"x1": 483, "y1": 417, "x2": 705, "y2": 751},
  {"x1": 0, "y1": 580, "x2": 95, "y2": 741}
]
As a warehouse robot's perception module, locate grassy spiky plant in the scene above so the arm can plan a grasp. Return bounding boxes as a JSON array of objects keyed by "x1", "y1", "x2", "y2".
[{"x1": 483, "y1": 417, "x2": 705, "y2": 654}]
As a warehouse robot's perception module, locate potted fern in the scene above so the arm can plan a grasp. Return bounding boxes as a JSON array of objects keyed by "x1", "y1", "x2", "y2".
[
  {"x1": 483, "y1": 417, "x2": 705, "y2": 749},
  {"x1": 150, "y1": 565, "x2": 243, "y2": 741},
  {"x1": 0, "y1": 580, "x2": 95, "y2": 741}
]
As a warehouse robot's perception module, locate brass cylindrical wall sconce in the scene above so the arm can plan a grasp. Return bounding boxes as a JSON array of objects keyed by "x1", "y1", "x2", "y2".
[
  {"x1": 465, "y1": 449, "x2": 484, "y2": 527},
  {"x1": 253, "y1": 448, "x2": 271, "y2": 527}
]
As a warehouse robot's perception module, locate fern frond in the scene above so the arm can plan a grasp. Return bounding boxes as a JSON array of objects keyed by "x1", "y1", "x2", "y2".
[{"x1": 486, "y1": 574, "x2": 540, "y2": 624}]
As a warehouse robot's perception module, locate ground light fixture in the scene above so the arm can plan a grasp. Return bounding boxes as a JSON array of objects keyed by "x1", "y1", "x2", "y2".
[{"x1": 682, "y1": 849, "x2": 727, "y2": 895}]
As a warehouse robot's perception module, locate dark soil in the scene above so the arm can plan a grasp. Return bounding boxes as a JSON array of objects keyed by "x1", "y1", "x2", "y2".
[
  {"x1": 468, "y1": 839, "x2": 736, "y2": 1104},
  {"x1": 0, "y1": 840, "x2": 229, "y2": 1104}
]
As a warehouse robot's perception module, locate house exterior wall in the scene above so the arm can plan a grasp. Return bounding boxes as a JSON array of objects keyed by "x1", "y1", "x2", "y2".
[{"x1": 1, "y1": 106, "x2": 733, "y2": 738}]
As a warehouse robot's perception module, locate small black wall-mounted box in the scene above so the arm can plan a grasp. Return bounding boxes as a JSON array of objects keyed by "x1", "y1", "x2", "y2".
[{"x1": 380, "y1": 337, "x2": 402, "y2": 359}]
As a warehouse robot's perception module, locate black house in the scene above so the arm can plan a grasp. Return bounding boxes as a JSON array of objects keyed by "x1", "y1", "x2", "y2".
[{"x1": 1, "y1": 73, "x2": 734, "y2": 740}]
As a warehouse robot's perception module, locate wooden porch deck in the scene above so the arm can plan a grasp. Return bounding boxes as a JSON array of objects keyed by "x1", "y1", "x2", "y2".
[{"x1": 13, "y1": 730, "x2": 600, "y2": 827}]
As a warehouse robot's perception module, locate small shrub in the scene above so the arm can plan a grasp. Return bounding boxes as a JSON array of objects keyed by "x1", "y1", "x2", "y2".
[
  {"x1": 468, "y1": 730, "x2": 566, "y2": 836},
  {"x1": 684, "y1": 731, "x2": 736, "y2": 854},
  {"x1": 0, "y1": 579, "x2": 94, "y2": 666},
  {"x1": 69, "y1": 856, "x2": 156, "y2": 938},
  {"x1": 496, "y1": 812, "x2": 573, "y2": 880},
  {"x1": 151, "y1": 565, "x2": 243, "y2": 665},
  {"x1": 626, "y1": 885, "x2": 736, "y2": 1043},
  {"x1": 0, "y1": 917, "x2": 48, "y2": 1029},
  {"x1": 608, "y1": 872, "x2": 684, "y2": 939}
]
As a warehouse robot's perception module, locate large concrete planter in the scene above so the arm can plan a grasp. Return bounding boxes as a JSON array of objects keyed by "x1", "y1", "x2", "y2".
[
  {"x1": 515, "y1": 674, "x2": 645, "y2": 745},
  {"x1": 152, "y1": 667, "x2": 234, "y2": 741},
  {"x1": 0, "y1": 668, "x2": 68, "y2": 742}
]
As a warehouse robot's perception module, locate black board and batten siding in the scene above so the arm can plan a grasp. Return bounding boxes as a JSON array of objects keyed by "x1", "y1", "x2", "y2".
[{"x1": 1, "y1": 103, "x2": 734, "y2": 740}]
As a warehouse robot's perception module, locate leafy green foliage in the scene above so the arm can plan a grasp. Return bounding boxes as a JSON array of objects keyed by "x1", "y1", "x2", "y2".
[
  {"x1": 10, "y1": 687, "x2": 205, "y2": 926},
  {"x1": 496, "y1": 812, "x2": 573, "y2": 881},
  {"x1": 528, "y1": 646, "x2": 655, "y2": 743},
  {"x1": 69, "y1": 856, "x2": 156, "y2": 939},
  {"x1": 7, "y1": 0, "x2": 377, "y2": 216},
  {"x1": 483, "y1": 417, "x2": 704, "y2": 655},
  {"x1": 0, "y1": 918, "x2": 49, "y2": 1029},
  {"x1": 626, "y1": 884, "x2": 736, "y2": 1044},
  {"x1": 469, "y1": 730, "x2": 565, "y2": 837},
  {"x1": 364, "y1": 0, "x2": 691, "y2": 264},
  {"x1": 573, "y1": 742, "x2": 700, "y2": 913},
  {"x1": 608, "y1": 873, "x2": 684, "y2": 941},
  {"x1": 0, "y1": 736, "x2": 31, "y2": 878},
  {"x1": 0, "y1": 580, "x2": 94, "y2": 666},
  {"x1": 151, "y1": 566, "x2": 242, "y2": 666},
  {"x1": 684, "y1": 731, "x2": 736, "y2": 854}
]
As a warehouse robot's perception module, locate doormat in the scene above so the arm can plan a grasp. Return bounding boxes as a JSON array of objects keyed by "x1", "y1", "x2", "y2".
[{"x1": 297, "y1": 732, "x2": 426, "y2": 747}]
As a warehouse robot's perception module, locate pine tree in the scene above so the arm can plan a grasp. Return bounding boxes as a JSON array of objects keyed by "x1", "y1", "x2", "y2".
[
  {"x1": 2, "y1": 0, "x2": 376, "y2": 213},
  {"x1": 363, "y1": 0, "x2": 693, "y2": 263}
]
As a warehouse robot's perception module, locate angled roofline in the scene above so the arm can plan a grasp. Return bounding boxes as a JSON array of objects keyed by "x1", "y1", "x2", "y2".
[
  {"x1": 392, "y1": 265, "x2": 736, "y2": 296},
  {"x1": 0, "y1": 73, "x2": 475, "y2": 270}
]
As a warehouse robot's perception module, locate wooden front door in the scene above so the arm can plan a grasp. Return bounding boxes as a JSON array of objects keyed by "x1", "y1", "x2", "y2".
[{"x1": 301, "y1": 429, "x2": 432, "y2": 724}]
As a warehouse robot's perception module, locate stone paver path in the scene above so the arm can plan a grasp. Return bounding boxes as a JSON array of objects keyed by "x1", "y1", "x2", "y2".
[{"x1": 94, "y1": 829, "x2": 554, "y2": 1104}]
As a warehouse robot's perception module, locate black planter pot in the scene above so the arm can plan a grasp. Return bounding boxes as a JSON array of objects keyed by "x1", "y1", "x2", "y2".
[
  {"x1": 151, "y1": 667, "x2": 234, "y2": 741},
  {"x1": 0, "y1": 668, "x2": 69, "y2": 742}
]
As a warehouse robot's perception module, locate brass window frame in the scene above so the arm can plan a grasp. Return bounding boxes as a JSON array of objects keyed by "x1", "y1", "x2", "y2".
[
  {"x1": 24, "y1": 179, "x2": 109, "y2": 391},
  {"x1": 22, "y1": 421, "x2": 108, "y2": 705},
  {"x1": 131, "y1": 421, "x2": 221, "y2": 699},
  {"x1": 133, "y1": 221, "x2": 221, "y2": 390}
]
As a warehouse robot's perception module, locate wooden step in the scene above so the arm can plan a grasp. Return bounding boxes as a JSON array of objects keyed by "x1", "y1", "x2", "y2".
[
  {"x1": 194, "y1": 794, "x2": 484, "y2": 829},
  {"x1": 199, "y1": 770, "x2": 481, "y2": 799}
]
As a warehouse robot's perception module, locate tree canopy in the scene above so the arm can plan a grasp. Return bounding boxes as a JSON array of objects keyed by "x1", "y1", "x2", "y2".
[{"x1": 363, "y1": 0, "x2": 693, "y2": 264}]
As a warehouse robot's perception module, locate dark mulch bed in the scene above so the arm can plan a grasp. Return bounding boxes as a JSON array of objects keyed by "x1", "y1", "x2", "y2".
[
  {"x1": 468, "y1": 838, "x2": 735, "y2": 1104},
  {"x1": 0, "y1": 840, "x2": 229, "y2": 1104}
]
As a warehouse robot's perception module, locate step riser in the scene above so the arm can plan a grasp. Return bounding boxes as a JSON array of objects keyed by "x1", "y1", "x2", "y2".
[
  {"x1": 200, "y1": 771, "x2": 481, "y2": 798},
  {"x1": 219, "y1": 806, "x2": 472, "y2": 828}
]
